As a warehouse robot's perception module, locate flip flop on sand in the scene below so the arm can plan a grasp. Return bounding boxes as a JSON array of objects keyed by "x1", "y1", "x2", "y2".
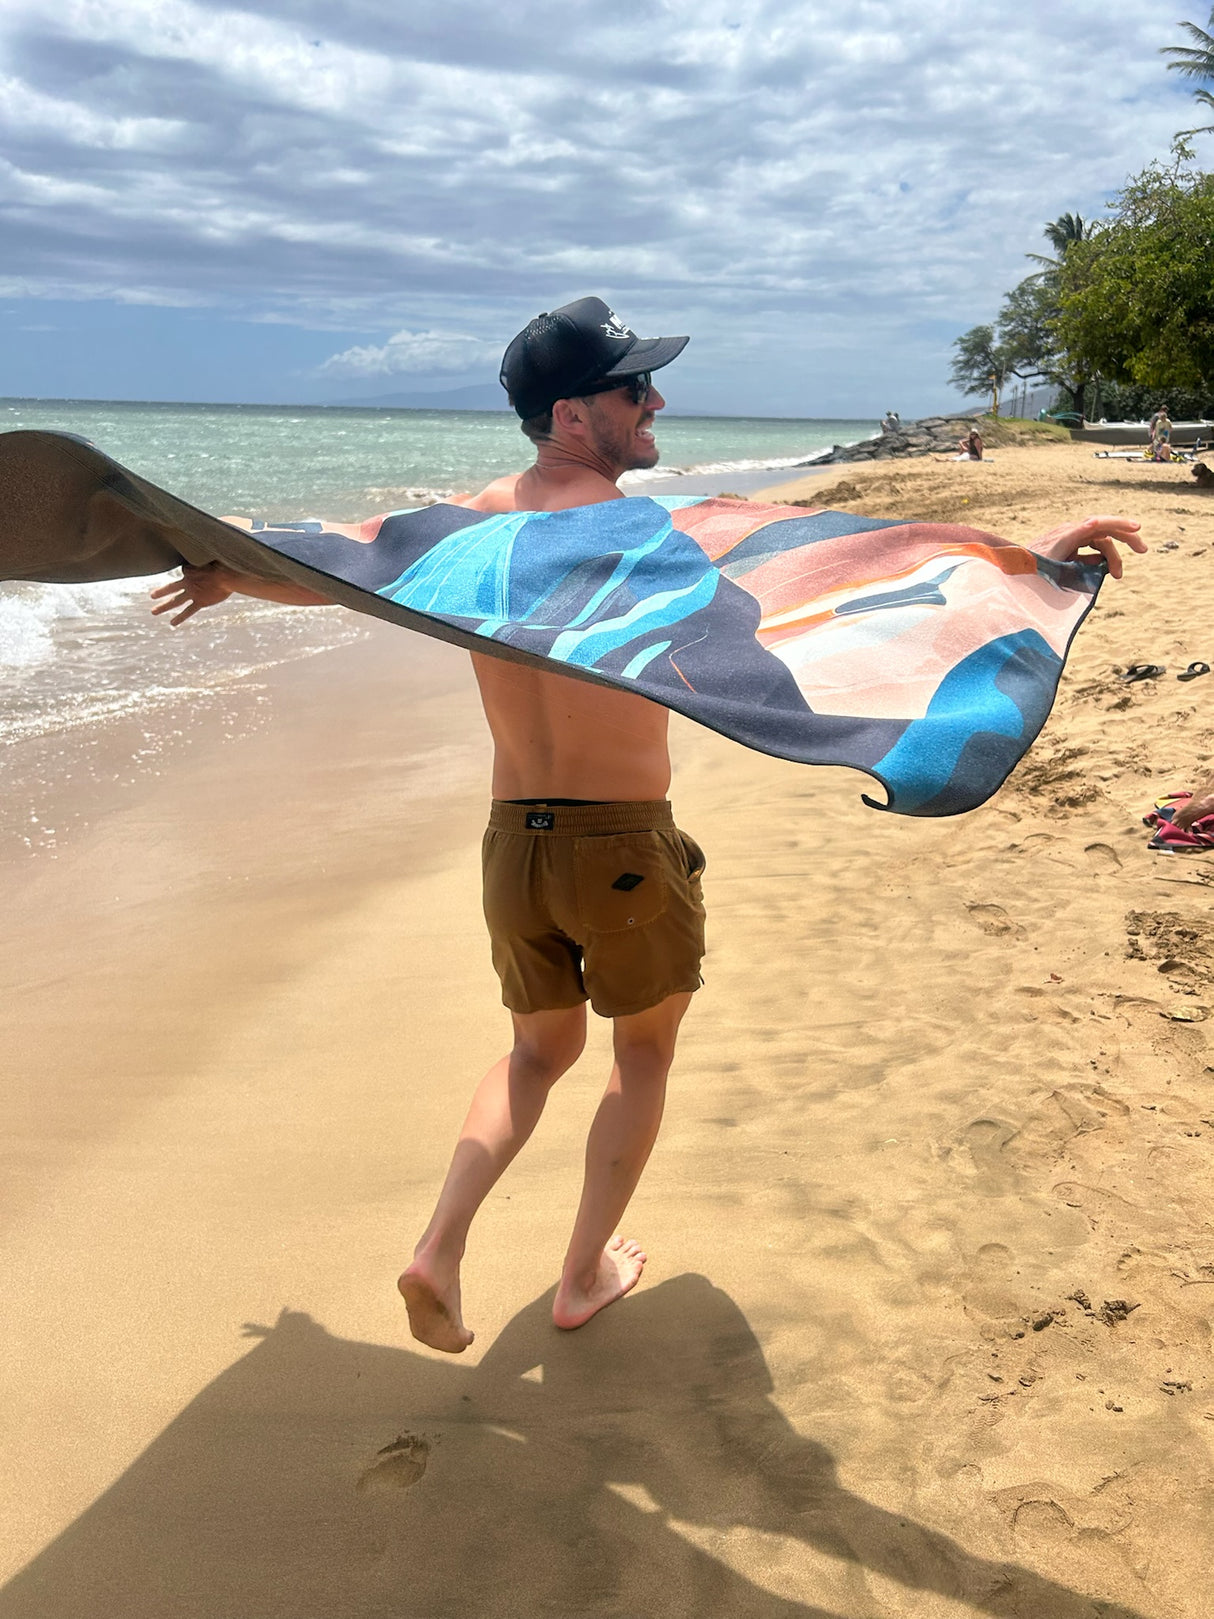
[
  {"x1": 1119, "y1": 664, "x2": 1166, "y2": 683},
  {"x1": 1177, "y1": 661, "x2": 1211, "y2": 681}
]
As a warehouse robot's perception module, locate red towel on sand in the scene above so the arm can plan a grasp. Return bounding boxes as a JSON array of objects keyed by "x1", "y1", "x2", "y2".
[{"x1": 1144, "y1": 793, "x2": 1214, "y2": 851}]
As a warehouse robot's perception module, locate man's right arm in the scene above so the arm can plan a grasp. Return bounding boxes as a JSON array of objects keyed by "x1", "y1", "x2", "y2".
[{"x1": 150, "y1": 561, "x2": 332, "y2": 626}]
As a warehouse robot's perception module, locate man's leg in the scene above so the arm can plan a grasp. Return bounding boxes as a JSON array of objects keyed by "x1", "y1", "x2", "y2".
[
  {"x1": 400, "y1": 1003, "x2": 587, "y2": 1352},
  {"x1": 552, "y1": 991, "x2": 692, "y2": 1331}
]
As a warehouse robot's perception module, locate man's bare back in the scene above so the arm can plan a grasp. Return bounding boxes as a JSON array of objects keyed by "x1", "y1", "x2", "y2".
[
  {"x1": 472, "y1": 657, "x2": 671, "y2": 802},
  {"x1": 453, "y1": 400, "x2": 674, "y2": 804}
]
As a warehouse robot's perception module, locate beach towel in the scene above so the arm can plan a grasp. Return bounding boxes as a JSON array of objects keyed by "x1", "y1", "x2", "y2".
[{"x1": 0, "y1": 429, "x2": 1105, "y2": 817}]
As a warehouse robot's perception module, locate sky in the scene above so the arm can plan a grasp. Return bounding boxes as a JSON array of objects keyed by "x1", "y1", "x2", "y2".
[{"x1": 0, "y1": 0, "x2": 1205, "y2": 417}]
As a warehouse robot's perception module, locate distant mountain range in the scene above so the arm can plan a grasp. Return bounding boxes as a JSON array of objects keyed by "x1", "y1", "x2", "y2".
[{"x1": 335, "y1": 382, "x2": 509, "y2": 411}]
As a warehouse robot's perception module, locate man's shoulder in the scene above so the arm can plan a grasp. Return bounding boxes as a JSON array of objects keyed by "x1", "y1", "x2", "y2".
[
  {"x1": 452, "y1": 474, "x2": 523, "y2": 513},
  {"x1": 455, "y1": 469, "x2": 625, "y2": 515}
]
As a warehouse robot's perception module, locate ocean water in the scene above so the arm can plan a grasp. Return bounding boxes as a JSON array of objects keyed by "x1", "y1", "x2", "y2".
[
  {"x1": 0, "y1": 398, "x2": 872, "y2": 516},
  {"x1": 0, "y1": 399, "x2": 873, "y2": 840}
]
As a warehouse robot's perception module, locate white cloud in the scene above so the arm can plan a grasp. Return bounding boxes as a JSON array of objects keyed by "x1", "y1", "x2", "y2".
[
  {"x1": 0, "y1": 0, "x2": 1204, "y2": 406},
  {"x1": 319, "y1": 328, "x2": 501, "y2": 378}
]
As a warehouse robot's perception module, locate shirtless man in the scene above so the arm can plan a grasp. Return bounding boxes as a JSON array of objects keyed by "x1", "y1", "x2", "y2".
[
  {"x1": 151, "y1": 297, "x2": 1146, "y2": 1354},
  {"x1": 399, "y1": 298, "x2": 707, "y2": 1350},
  {"x1": 154, "y1": 298, "x2": 705, "y2": 1351}
]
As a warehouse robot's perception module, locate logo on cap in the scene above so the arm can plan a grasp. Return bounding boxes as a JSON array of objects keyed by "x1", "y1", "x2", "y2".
[{"x1": 601, "y1": 312, "x2": 635, "y2": 341}]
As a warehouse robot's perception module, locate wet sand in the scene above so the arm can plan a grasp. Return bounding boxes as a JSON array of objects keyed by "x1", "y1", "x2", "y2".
[{"x1": 2, "y1": 441, "x2": 1213, "y2": 1618}]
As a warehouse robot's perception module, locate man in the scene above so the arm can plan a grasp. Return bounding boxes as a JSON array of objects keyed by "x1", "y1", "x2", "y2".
[
  {"x1": 154, "y1": 298, "x2": 707, "y2": 1353},
  {"x1": 399, "y1": 298, "x2": 707, "y2": 1351},
  {"x1": 152, "y1": 296, "x2": 1145, "y2": 1354}
]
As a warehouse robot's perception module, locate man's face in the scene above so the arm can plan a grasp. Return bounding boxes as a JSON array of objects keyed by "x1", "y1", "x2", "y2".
[{"x1": 580, "y1": 381, "x2": 667, "y2": 474}]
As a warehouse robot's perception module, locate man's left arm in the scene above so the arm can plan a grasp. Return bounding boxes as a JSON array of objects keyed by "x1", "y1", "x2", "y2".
[{"x1": 1027, "y1": 515, "x2": 1146, "y2": 577}]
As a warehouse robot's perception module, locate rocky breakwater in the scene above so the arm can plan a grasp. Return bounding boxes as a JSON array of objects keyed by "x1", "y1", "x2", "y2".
[{"x1": 811, "y1": 414, "x2": 980, "y2": 465}]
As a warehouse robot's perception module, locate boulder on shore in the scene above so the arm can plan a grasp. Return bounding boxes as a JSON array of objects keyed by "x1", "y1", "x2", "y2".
[{"x1": 805, "y1": 414, "x2": 980, "y2": 466}]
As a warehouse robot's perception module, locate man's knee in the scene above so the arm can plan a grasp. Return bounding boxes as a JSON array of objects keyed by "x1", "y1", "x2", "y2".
[
  {"x1": 614, "y1": 1036, "x2": 677, "y2": 1083},
  {"x1": 510, "y1": 1007, "x2": 587, "y2": 1083},
  {"x1": 612, "y1": 994, "x2": 692, "y2": 1078}
]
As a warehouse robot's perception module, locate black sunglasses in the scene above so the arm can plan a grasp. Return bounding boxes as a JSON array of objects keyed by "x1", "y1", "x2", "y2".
[{"x1": 579, "y1": 371, "x2": 653, "y2": 406}]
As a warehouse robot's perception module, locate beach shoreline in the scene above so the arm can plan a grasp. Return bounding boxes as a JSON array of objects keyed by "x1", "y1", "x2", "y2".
[{"x1": 4, "y1": 439, "x2": 1214, "y2": 1616}]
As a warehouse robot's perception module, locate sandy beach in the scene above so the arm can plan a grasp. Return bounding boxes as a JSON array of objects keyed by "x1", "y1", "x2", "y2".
[{"x1": 3, "y1": 438, "x2": 1213, "y2": 1618}]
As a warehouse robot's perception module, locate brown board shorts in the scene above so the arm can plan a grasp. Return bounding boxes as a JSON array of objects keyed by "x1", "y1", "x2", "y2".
[{"x1": 482, "y1": 800, "x2": 707, "y2": 1019}]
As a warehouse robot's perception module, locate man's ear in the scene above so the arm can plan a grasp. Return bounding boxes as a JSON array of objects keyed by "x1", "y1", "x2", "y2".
[{"x1": 551, "y1": 397, "x2": 591, "y2": 436}]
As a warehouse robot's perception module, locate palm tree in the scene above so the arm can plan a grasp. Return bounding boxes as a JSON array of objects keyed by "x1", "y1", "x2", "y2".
[
  {"x1": 1161, "y1": 8, "x2": 1214, "y2": 135},
  {"x1": 1022, "y1": 215, "x2": 1092, "y2": 418},
  {"x1": 1026, "y1": 212, "x2": 1088, "y2": 273}
]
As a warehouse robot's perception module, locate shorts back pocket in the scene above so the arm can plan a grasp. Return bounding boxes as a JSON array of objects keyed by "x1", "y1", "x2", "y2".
[{"x1": 573, "y1": 833, "x2": 669, "y2": 934}]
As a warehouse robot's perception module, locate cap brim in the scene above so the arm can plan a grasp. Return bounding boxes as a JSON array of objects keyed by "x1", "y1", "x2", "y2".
[{"x1": 600, "y1": 334, "x2": 689, "y2": 378}]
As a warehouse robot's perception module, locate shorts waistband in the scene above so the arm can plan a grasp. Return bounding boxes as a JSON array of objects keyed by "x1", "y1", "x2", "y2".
[{"x1": 488, "y1": 799, "x2": 674, "y2": 836}]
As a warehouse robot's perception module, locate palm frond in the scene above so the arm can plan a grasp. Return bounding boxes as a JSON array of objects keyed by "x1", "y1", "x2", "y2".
[{"x1": 1161, "y1": 14, "x2": 1214, "y2": 78}]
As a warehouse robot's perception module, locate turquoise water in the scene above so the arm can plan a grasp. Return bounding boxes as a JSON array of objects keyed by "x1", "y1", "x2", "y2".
[{"x1": 0, "y1": 398, "x2": 874, "y2": 518}]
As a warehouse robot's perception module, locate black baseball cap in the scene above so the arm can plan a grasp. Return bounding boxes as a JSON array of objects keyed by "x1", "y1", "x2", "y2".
[{"x1": 500, "y1": 296, "x2": 688, "y2": 419}]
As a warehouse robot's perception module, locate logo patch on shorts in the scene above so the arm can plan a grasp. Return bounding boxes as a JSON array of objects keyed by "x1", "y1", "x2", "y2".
[
  {"x1": 611, "y1": 872, "x2": 644, "y2": 891},
  {"x1": 525, "y1": 811, "x2": 555, "y2": 830}
]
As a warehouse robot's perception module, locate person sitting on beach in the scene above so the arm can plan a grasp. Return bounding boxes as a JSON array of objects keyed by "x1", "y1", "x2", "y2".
[
  {"x1": 150, "y1": 299, "x2": 1146, "y2": 1355},
  {"x1": 936, "y1": 426, "x2": 984, "y2": 464},
  {"x1": 1149, "y1": 407, "x2": 1173, "y2": 461},
  {"x1": 880, "y1": 410, "x2": 901, "y2": 434}
]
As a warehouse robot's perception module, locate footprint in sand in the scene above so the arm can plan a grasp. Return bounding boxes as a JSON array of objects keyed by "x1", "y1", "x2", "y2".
[
  {"x1": 963, "y1": 1118, "x2": 1021, "y2": 1194},
  {"x1": 960, "y1": 1242, "x2": 1024, "y2": 1325},
  {"x1": 966, "y1": 903, "x2": 1019, "y2": 938},
  {"x1": 357, "y1": 1433, "x2": 430, "y2": 1494},
  {"x1": 1113, "y1": 995, "x2": 1210, "y2": 1072},
  {"x1": 1084, "y1": 842, "x2": 1122, "y2": 872}
]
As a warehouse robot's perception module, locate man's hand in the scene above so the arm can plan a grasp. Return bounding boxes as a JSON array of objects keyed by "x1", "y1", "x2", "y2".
[
  {"x1": 1027, "y1": 515, "x2": 1146, "y2": 579},
  {"x1": 1174, "y1": 775, "x2": 1214, "y2": 831},
  {"x1": 150, "y1": 562, "x2": 237, "y2": 626}
]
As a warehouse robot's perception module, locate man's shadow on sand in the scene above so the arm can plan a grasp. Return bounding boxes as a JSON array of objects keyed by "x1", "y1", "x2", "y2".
[{"x1": 2, "y1": 1276, "x2": 1147, "y2": 1619}]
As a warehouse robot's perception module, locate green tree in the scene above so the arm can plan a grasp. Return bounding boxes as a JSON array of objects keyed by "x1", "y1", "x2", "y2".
[
  {"x1": 996, "y1": 276, "x2": 1061, "y2": 378},
  {"x1": 949, "y1": 324, "x2": 1012, "y2": 411},
  {"x1": 1055, "y1": 149, "x2": 1214, "y2": 393},
  {"x1": 986, "y1": 217, "x2": 1094, "y2": 414},
  {"x1": 1162, "y1": 8, "x2": 1214, "y2": 136}
]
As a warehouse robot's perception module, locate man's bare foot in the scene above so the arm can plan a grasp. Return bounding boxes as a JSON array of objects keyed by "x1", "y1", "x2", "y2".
[
  {"x1": 552, "y1": 1235, "x2": 647, "y2": 1331},
  {"x1": 398, "y1": 1257, "x2": 474, "y2": 1353}
]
